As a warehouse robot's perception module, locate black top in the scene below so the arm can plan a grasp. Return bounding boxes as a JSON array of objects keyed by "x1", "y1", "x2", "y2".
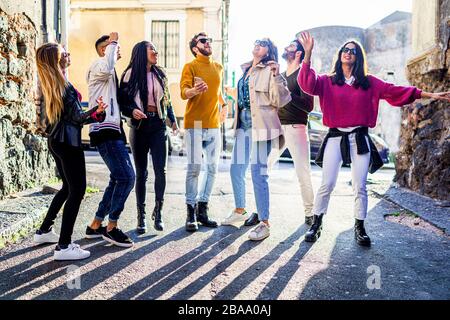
[{"x1": 278, "y1": 68, "x2": 314, "y2": 125}]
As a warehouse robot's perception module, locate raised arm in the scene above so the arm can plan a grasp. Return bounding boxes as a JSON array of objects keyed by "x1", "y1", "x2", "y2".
[
  {"x1": 87, "y1": 33, "x2": 119, "y2": 83},
  {"x1": 297, "y1": 32, "x2": 325, "y2": 96}
]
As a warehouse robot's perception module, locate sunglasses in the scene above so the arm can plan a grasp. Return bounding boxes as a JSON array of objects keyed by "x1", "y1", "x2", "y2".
[
  {"x1": 342, "y1": 47, "x2": 357, "y2": 55},
  {"x1": 197, "y1": 38, "x2": 212, "y2": 44},
  {"x1": 254, "y1": 40, "x2": 270, "y2": 47}
]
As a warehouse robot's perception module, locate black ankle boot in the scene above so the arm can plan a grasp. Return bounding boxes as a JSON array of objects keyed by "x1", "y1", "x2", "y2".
[
  {"x1": 196, "y1": 202, "x2": 218, "y2": 228},
  {"x1": 355, "y1": 219, "x2": 371, "y2": 247},
  {"x1": 305, "y1": 214, "x2": 324, "y2": 243},
  {"x1": 152, "y1": 200, "x2": 164, "y2": 231},
  {"x1": 137, "y1": 205, "x2": 147, "y2": 234},
  {"x1": 185, "y1": 204, "x2": 198, "y2": 232}
]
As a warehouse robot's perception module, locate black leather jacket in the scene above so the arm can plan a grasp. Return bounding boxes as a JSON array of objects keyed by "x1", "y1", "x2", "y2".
[{"x1": 46, "y1": 83, "x2": 105, "y2": 147}]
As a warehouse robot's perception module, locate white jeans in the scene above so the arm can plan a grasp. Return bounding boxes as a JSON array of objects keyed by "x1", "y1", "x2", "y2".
[
  {"x1": 313, "y1": 133, "x2": 370, "y2": 220},
  {"x1": 269, "y1": 124, "x2": 315, "y2": 216}
]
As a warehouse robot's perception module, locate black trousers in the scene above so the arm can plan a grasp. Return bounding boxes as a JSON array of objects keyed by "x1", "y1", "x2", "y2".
[
  {"x1": 129, "y1": 116, "x2": 168, "y2": 207},
  {"x1": 40, "y1": 138, "x2": 86, "y2": 247}
]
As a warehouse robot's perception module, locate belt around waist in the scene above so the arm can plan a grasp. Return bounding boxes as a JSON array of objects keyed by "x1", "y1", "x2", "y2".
[
  {"x1": 146, "y1": 105, "x2": 158, "y2": 112},
  {"x1": 144, "y1": 111, "x2": 158, "y2": 117}
]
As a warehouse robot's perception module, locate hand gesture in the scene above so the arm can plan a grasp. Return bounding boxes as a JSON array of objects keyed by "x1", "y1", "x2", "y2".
[
  {"x1": 194, "y1": 79, "x2": 208, "y2": 94},
  {"x1": 132, "y1": 108, "x2": 147, "y2": 120},
  {"x1": 96, "y1": 96, "x2": 108, "y2": 113},
  {"x1": 220, "y1": 104, "x2": 228, "y2": 123},
  {"x1": 297, "y1": 32, "x2": 314, "y2": 54},
  {"x1": 171, "y1": 122, "x2": 179, "y2": 135},
  {"x1": 267, "y1": 60, "x2": 280, "y2": 77},
  {"x1": 109, "y1": 32, "x2": 119, "y2": 42}
]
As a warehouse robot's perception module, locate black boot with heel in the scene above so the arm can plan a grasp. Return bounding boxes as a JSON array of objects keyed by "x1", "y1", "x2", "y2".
[
  {"x1": 355, "y1": 219, "x2": 371, "y2": 247},
  {"x1": 152, "y1": 200, "x2": 164, "y2": 231},
  {"x1": 305, "y1": 214, "x2": 324, "y2": 243},
  {"x1": 137, "y1": 205, "x2": 147, "y2": 234}
]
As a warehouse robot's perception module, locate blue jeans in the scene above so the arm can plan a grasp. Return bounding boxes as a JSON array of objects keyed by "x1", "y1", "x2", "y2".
[
  {"x1": 185, "y1": 128, "x2": 221, "y2": 207},
  {"x1": 95, "y1": 139, "x2": 135, "y2": 222},
  {"x1": 230, "y1": 109, "x2": 253, "y2": 208},
  {"x1": 251, "y1": 139, "x2": 276, "y2": 221}
]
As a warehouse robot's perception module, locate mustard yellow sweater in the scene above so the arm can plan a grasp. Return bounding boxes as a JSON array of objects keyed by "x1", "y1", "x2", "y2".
[{"x1": 180, "y1": 55, "x2": 223, "y2": 129}]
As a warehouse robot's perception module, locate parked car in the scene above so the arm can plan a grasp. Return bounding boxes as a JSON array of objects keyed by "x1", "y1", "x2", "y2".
[
  {"x1": 281, "y1": 111, "x2": 390, "y2": 163},
  {"x1": 80, "y1": 102, "x2": 181, "y2": 155}
]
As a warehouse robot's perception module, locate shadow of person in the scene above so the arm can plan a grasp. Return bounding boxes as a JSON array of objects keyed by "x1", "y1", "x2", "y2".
[
  {"x1": 298, "y1": 198, "x2": 450, "y2": 300},
  {"x1": 111, "y1": 225, "x2": 251, "y2": 300},
  {"x1": 213, "y1": 224, "x2": 309, "y2": 300},
  {"x1": 0, "y1": 227, "x2": 191, "y2": 300}
]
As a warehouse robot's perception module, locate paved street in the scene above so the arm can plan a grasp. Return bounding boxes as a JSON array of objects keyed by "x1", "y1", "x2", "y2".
[{"x1": 0, "y1": 152, "x2": 448, "y2": 300}]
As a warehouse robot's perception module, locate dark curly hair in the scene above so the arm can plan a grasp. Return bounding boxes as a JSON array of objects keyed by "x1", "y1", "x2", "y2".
[{"x1": 259, "y1": 38, "x2": 278, "y2": 64}]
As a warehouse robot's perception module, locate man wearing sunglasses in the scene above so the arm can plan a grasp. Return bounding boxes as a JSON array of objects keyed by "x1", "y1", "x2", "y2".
[
  {"x1": 180, "y1": 32, "x2": 228, "y2": 232},
  {"x1": 267, "y1": 39, "x2": 315, "y2": 226}
]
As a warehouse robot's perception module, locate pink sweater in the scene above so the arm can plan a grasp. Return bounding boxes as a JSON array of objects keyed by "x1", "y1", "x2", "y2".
[{"x1": 298, "y1": 62, "x2": 422, "y2": 128}]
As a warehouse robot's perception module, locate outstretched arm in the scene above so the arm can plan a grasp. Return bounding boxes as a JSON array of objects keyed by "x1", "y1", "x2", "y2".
[
  {"x1": 420, "y1": 91, "x2": 450, "y2": 102},
  {"x1": 376, "y1": 76, "x2": 450, "y2": 106}
]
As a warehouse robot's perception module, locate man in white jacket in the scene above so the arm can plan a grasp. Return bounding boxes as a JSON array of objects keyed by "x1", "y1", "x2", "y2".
[{"x1": 85, "y1": 32, "x2": 136, "y2": 248}]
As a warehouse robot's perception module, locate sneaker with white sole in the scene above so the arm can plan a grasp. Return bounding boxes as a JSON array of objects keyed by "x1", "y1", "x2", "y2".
[
  {"x1": 53, "y1": 243, "x2": 91, "y2": 261},
  {"x1": 102, "y1": 227, "x2": 134, "y2": 248},
  {"x1": 85, "y1": 225, "x2": 107, "y2": 239},
  {"x1": 248, "y1": 222, "x2": 270, "y2": 241},
  {"x1": 221, "y1": 210, "x2": 248, "y2": 226},
  {"x1": 33, "y1": 228, "x2": 59, "y2": 244}
]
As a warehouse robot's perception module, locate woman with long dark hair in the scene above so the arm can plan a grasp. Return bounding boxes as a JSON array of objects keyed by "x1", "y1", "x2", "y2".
[
  {"x1": 297, "y1": 32, "x2": 450, "y2": 246},
  {"x1": 33, "y1": 43, "x2": 107, "y2": 261},
  {"x1": 119, "y1": 41, "x2": 178, "y2": 234},
  {"x1": 221, "y1": 38, "x2": 291, "y2": 242}
]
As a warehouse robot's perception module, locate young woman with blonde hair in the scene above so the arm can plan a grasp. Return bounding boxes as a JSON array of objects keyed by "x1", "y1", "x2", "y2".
[{"x1": 33, "y1": 43, "x2": 107, "y2": 261}]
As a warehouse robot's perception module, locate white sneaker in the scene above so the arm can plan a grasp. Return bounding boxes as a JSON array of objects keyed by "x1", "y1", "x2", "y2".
[
  {"x1": 248, "y1": 222, "x2": 270, "y2": 241},
  {"x1": 53, "y1": 243, "x2": 91, "y2": 261},
  {"x1": 33, "y1": 229, "x2": 59, "y2": 244},
  {"x1": 222, "y1": 210, "x2": 249, "y2": 226}
]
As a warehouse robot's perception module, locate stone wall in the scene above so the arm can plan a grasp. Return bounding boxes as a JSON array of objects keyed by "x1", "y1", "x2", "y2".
[
  {"x1": 394, "y1": 0, "x2": 450, "y2": 201},
  {"x1": 0, "y1": 7, "x2": 55, "y2": 199}
]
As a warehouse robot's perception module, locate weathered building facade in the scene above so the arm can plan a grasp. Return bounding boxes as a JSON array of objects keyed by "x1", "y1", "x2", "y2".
[
  {"x1": 68, "y1": 0, "x2": 230, "y2": 117},
  {"x1": 395, "y1": 0, "x2": 450, "y2": 201}
]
